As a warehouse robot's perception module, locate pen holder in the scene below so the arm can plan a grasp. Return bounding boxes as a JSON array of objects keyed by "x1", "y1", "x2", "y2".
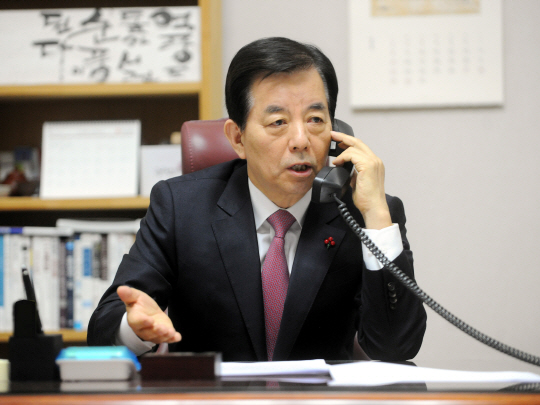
[
  {"x1": 9, "y1": 334, "x2": 63, "y2": 381},
  {"x1": 8, "y1": 300, "x2": 63, "y2": 381}
]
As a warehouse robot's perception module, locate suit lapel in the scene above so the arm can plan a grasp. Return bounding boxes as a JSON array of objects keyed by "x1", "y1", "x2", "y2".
[
  {"x1": 211, "y1": 165, "x2": 267, "y2": 361},
  {"x1": 273, "y1": 201, "x2": 346, "y2": 360}
]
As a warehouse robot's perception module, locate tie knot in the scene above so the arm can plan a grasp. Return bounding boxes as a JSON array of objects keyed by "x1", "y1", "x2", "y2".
[{"x1": 267, "y1": 210, "x2": 296, "y2": 239}]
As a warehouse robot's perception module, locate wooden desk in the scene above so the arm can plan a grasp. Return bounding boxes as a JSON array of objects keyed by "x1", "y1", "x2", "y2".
[
  {"x1": 2, "y1": 390, "x2": 540, "y2": 404},
  {"x1": 2, "y1": 378, "x2": 540, "y2": 404}
]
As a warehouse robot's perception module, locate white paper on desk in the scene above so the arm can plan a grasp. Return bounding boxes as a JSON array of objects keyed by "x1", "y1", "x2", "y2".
[
  {"x1": 329, "y1": 361, "x2": 540, "y2": 386},
  {"x1": 221, "y1": 359, "x2": 330, "y2": 377}
]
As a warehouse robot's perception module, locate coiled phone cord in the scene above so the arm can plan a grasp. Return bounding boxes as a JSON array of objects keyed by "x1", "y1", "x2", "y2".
[{"x1": 333, "y1": 194, "x2": 540, "y2": 368}]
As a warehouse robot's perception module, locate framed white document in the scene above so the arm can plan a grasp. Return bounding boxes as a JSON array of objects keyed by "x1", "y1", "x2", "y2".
[
  {"x1": 139, "y1": 144, "x2": 182, "y2": 197},
  {"x1": 349, "y1": 0, "x2": 504, "y2": 109},
  {"x1": 40, "y1": 120, "x2": 140, "y2": 199},
  {"x1": 0, "y1": 6, "x2": 200, "y2": 85}
]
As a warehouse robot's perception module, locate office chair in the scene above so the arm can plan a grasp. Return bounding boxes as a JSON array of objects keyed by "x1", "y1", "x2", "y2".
[
  {"x1": 179, "y1": 118, "x2": 370, "y2": 361},
  {"x1": 180, "y1": 118, "x2": 237, "y2": 174}
]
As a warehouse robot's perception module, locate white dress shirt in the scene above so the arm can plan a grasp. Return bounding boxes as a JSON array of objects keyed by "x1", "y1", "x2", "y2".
[{"x1": 116, "y1": 179, "x2": 404, "y2": 354}]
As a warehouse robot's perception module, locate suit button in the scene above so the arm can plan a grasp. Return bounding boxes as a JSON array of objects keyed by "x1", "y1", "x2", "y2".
[
  {"x1": 390, "y1": 304, "x2": 396, "y2": 310},
  {"x1": 388, "y1": 291, "x2": 397, "y2": 298},
  {"x1": 389, "y1": 297, "x2": 397, "y2": 304},
  {"x1": 387, "y1": 282, "x2": 396, "y2": 291}
]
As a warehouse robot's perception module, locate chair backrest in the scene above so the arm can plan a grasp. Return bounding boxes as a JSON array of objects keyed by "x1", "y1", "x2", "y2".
[{"x1": 181, "y1": 118, "x2": 238, "y2": 174}]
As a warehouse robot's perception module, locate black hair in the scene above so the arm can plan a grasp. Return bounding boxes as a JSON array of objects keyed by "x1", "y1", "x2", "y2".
[{"x1": 225, "y1": 37, "x2": 338, "y2": 131}]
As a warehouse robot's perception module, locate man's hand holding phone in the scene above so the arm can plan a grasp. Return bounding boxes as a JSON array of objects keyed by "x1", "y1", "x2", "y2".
[{"x1": 330, "y1": 130, "x2": 392, "y2": 230}]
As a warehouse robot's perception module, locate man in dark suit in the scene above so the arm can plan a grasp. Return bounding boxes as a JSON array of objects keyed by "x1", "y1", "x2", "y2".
[{"x1": 88, "y1": 37, "x2": 426, "y2": 362}]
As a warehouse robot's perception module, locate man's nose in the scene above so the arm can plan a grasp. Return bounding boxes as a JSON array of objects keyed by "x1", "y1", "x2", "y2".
[{"x1": 289, "y1": 122, "x2": 309, "y2": 151}]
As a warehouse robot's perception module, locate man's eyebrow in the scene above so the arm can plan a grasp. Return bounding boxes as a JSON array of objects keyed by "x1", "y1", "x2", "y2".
[
  {"x1": 264, "y1": 105, "x2": 285, "y2": 114},
  {"x1": 263, "y1": 103, "x2": 326, "y2": 114},
  {"x1": 308, "y1": 102, "x2": 327, "y2": 112}
]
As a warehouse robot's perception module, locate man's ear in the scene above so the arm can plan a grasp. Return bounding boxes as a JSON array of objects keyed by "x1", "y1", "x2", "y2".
[{"x1": 224, "y1": 119, "x2": 246, "y2": 159}]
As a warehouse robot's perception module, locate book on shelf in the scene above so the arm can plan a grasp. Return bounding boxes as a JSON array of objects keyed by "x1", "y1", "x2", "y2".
[
  {"x1": 32, "y1": 235, "x2": 60, "y2": 331},
  {"x1": 55, "y1": 218, "x2": 141, "y2": 234},
  {"x1": 0, "y1": 226, "x2": 74, "y2": 237},
  {"x1": 0, "y1": 223, "x2": 137, "y2": 333},
  {"x1": 0, "y1": 234, "x2": 30, "y2": 332}
]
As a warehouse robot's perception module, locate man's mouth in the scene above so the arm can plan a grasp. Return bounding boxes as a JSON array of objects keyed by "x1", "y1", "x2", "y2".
[{"x1": 290, "y1": 164, "x2": 311, "y2": 172}]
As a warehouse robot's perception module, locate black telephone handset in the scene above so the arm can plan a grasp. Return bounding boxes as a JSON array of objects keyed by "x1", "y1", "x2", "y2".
[
  {"x1": 311, "y1": 119, "x2": 540, "y2": 368},
  {"x1": 312, "y1": 118, "x2": 355, "y2": 204}
]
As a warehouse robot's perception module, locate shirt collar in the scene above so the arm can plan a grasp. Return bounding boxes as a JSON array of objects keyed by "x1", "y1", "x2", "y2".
[{"x1": 248, "y1": 178, "x2": 312, "y2": 231}]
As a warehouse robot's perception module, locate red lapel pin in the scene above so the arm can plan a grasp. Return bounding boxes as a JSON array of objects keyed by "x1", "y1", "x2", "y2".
[{"x1": 324, "y1": 237, "x2": 336, "y2": 249}]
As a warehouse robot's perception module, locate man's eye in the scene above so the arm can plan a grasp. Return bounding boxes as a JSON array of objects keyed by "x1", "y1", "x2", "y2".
[
  {"x1": 310, "y1": 117, "x2": 324, "y2": 123},
  {"x1": 272, "y1": 119, "x2": 285, "y2": 126}
]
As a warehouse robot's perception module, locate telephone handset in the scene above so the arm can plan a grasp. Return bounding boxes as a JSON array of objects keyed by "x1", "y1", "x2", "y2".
[
  {"x1": 311, "y1": 119, "x2": 540, "y2": 367},
  {"x1": 312, "y1": 118, "x2": 355, "y2": 204}
]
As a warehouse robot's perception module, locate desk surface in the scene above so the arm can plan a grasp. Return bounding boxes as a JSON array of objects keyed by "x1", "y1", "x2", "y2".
[
  {"x1": 2, "y1": 377, "x2": 540, "y2": 404},
  {"x1": 3, "y1": 392, "x2": 540, "y2": 405}
]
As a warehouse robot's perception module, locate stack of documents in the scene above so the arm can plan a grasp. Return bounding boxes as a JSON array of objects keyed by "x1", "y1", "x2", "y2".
[
  {"x1": 221, "y1": 359, "x2": 329, "y2": 377},
  {"x1": 327, "y1": 361, "x2": 540, "y2": 386},
  {"x1": 221, "y1": 360, "x2": 540, "y2": 387}
]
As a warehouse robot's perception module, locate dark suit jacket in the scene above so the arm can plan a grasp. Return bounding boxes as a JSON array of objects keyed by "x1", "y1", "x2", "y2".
[{"x1": 88, "y1": 159, "x2": 426, "y2": 362}]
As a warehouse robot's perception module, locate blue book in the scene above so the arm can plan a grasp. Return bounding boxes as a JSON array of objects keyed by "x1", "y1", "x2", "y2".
[
  {"x1": 0, "y1": 226, "x2": 72, "y2": 236},
  {"x1": 0, "y1": 227, "x2": 23, "y2": 234},
  {"x1": 65, "y1": 240, "x2": 75, "y2": 330}
]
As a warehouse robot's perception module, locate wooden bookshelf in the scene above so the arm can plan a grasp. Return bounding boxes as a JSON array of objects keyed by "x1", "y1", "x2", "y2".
[
  {"x1": 0, "y1": 330, "x2": 87, "y2": 343},
  {"x1": 0, "y1": 82, "x2": 201, "y2": 99},
  {"x1": 0, "y1": 2, "x2": 221, "y2": 351},
  {"x1": 0, "y1": 197, "x2": 150, "y2": 211}
]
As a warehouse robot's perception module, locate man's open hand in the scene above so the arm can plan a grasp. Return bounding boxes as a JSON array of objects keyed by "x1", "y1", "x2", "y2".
[{"x1": 117, "y1": 285, "x2": 181, "y2": 344}]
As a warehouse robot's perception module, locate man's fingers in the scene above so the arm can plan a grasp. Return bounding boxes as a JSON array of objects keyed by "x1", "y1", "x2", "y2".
[
  {"x1": 162, "y1": 331, "x2": 182, "y2": 344},
  {"x1": 128, "y1": 310, "x2": 154, "y2": 329},
  {"x1": 331, "y1": 131, "x2": 373, "y2": 154},
  {"x1": 153, "y1": 324, "x2": 182, "y2": 343},
  {"x1": 331, "y1": 130, "x2": 359, "y2": 146},
  {"x1": 128, "y1": 314, "x2": 178, "y2": 343},
  {"x1": 136, "y1": 324, "x2": 182, "y2": 345},
  {"x1": 117, "y1": 285, "x2": 140, "y2": 306},
  {"x1": 331, "y1": 131, "x2": 380, "y2": 169}
]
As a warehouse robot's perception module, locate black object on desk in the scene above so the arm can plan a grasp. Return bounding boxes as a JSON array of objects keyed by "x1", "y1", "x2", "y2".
[
  {"x1": 8, "y1": 268, "x2": 63, "y2": 381},
  {"x1": 21, "y1": 267, "x2": 43, "y2": 334},
  {"x1": 140, "y1": 352, "x2": 221, "y2": 380}
]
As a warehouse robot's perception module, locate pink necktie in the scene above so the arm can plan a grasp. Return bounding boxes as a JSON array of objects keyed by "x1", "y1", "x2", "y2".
[{"x1": 262, "y1": 209, "x2": 296, "y2": 361}]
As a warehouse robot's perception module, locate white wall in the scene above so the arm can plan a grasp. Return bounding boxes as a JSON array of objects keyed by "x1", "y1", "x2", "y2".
[{"x1": 221, "y1": 0, "x2": 540, "y2": 373}]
